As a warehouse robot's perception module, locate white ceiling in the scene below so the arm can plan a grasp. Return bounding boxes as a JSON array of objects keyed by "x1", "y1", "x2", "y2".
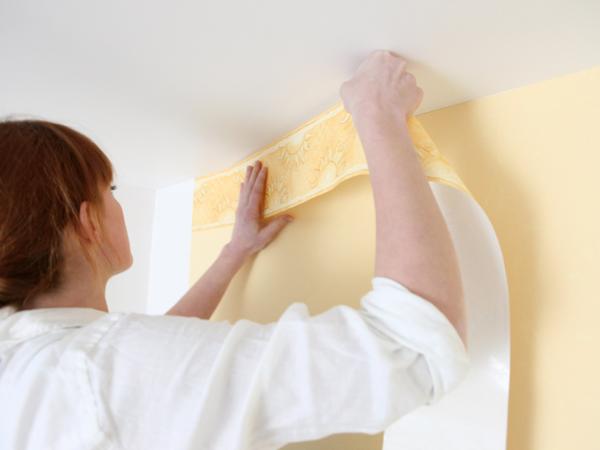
[{"x1": 1, "y1": 0, "x2": 598, "y2": 189}]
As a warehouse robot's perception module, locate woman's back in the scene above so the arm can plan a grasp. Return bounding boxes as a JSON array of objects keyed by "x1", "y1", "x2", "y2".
[{"x1": 0, "y1": 276, "x2": 469, "y2": 450}]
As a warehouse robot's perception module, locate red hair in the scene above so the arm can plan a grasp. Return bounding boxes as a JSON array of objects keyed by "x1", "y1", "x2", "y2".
[{"x1": 0, "y1": 118, "x2": 115, "y2": 310}]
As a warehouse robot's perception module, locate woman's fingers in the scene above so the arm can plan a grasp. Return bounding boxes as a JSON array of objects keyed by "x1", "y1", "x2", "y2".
[
  {"x1": 253, "y1": 164, "x2": 267, "y2": 215},
  {"x1": 248, "y1": 160, "x2": 262, "y2": 187},
  {"x1": 240, "y1": 160, "x2": 266, "y2": 209},
  {"x1": 241, "y1": 165, "x2": 251, "y2": 202},
  {"x1": 241, "y1": 161, "x2": 258, "y2": 205}
]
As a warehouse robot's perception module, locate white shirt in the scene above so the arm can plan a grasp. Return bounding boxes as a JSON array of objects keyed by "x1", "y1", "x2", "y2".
[{"x1": 0, "y1": 276, "x2": 470, "y2": 450}]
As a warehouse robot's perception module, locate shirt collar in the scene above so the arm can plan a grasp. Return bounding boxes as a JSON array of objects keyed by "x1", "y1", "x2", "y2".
[{"x1": 0, "y1": 304, "x2": 108, "y2": 341}]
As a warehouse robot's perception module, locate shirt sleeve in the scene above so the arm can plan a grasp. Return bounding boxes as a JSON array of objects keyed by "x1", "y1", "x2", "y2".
[{"x1": 85, "y1": 276, "x2": 470, "y2": 450}]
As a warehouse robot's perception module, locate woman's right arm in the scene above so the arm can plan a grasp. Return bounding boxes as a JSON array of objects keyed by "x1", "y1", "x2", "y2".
[{"x1": 341, "y1": 50, "x2": 468, "y2": 348}]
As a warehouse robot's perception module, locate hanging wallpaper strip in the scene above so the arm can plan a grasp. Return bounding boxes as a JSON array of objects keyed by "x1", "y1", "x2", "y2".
[{"x1": 192, "y1": 101, "x2": 472, "y2": 231}]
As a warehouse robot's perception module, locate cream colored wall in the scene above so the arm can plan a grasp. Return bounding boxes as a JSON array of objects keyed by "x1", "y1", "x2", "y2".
[
  {"x1": 416, "y1": 66, "x2": 600, "y2": 450},
  {"x1": 189, "y1": 65, "x2": 599, "y2": 449}
]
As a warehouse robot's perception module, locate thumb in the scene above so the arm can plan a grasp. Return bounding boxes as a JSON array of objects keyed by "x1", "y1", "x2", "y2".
[{"x1": 259, "y1": 215, "x2": 293, "y2": 246}]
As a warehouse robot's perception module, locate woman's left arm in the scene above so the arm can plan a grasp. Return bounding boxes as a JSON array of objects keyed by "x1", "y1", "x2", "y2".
[
  {"x1": 165, "y1": 159, "x2": 294, "y2": 319},
  {"x1": 165, "y1": 243, "x2": 248, "y2": 319}
]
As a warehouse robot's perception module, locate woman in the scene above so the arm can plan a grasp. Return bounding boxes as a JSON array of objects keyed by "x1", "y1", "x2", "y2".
[{"x1": 0, "y1": 50, "x2": 469, "y2": 450}]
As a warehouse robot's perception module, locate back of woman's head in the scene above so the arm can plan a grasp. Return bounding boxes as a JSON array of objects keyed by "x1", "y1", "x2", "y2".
[{"x1": 0, "y1": 118, "x2": 115, "y2": 310}]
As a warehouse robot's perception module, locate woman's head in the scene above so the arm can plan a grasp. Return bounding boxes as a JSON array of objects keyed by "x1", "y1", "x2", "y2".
[{"x1": 0, "y1": 118, "x2": 132, "y2": 311}]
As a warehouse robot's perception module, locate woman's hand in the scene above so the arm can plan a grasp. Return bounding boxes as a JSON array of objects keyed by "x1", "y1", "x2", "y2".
[
  {"x1": 228, "y1": 160, "x2": 294, "y2": 259},
  {"x1": 339, "y1": 49, "x2": 423, "y2": 122}
]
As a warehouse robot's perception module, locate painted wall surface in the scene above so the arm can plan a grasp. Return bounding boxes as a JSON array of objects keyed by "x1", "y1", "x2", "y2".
[
  {"x1": 415, "y1": 66, "x2": 600, "y2": 450},
  {"x1": 160, "y1": 65, "x2": 598, "y2": 449},
  {"x1": 186, "y1": 94, "x2": 512, "y2": 449},
  {"x1": 187, "y1": 108, "x2": 509, "y2": 449}
]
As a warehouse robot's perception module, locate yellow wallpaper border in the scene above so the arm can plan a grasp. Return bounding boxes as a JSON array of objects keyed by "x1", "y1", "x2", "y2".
[{"x1": 192, "y1": 101, "x2": 473, "y2": 231}]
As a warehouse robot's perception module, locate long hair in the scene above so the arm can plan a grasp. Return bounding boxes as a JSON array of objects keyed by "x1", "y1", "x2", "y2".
[{"x1": 0, "y1": 118, "x2": 115, "y2": 311}]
